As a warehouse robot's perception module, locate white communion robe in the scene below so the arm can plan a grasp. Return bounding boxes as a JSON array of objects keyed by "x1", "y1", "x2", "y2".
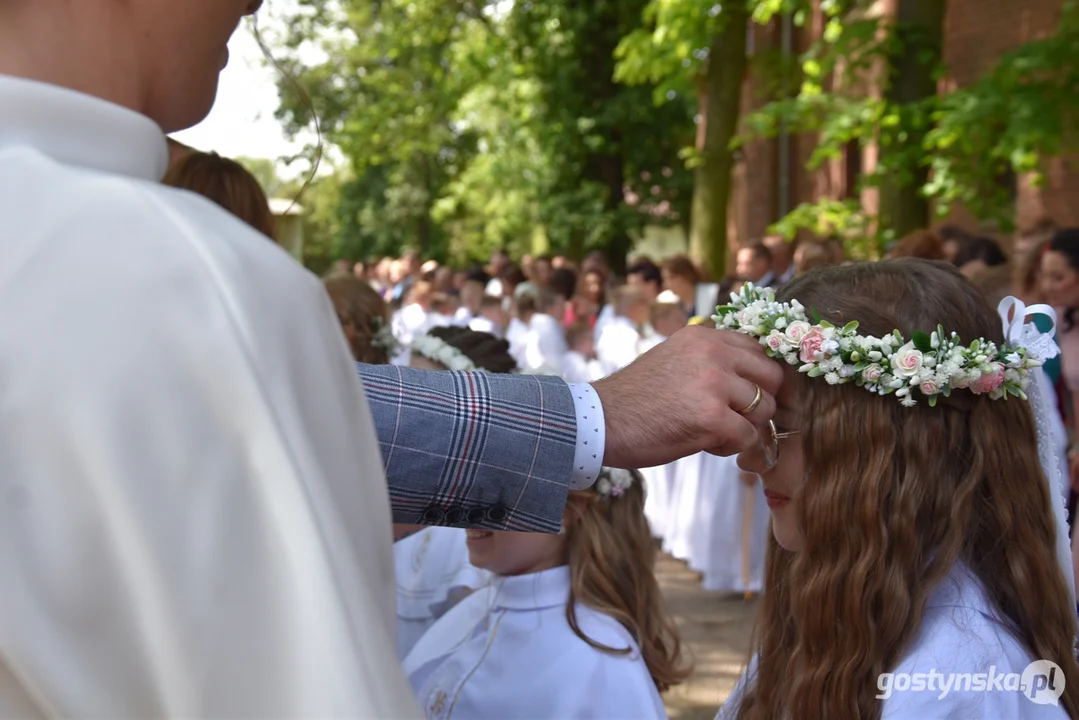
[
  {"x1": 395, "y1": 528, "x2": 492, "y2": 660},
  {"x1": 596, "y1": 315, "x2": 642, "y2": 376},
  {"x1": 0, "y1": 76, "x2": 421, "y2": 717},
  {"x1": 524, "y1": 312, "x2": 569, "y2": 375},
  {"x1": 718, "y1": 563, "x2": 1068, "y2": 719},
  {"x1": 403, "y1": 565, "x2": 669, "y2": 719}
]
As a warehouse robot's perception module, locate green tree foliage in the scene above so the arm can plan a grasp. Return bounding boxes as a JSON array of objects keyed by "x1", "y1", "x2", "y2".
[
  {"x1": 616, "y1": 0, "x2": 750, "y2": 280},
  {"x1": 268, "y1": 0, "x2": 694, "y2": 270},
  {"x1": 925, "y1": 1, "x2": 1079, "y2": 222},
  {"x1": 741, "y1": 0, "x2": 1079, "y2": 257}
]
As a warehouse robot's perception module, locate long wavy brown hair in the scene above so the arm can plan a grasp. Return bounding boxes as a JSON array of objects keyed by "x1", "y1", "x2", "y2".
[
  {"x1": 736, "y1": 258, "x2": 1079, "y2": 719},
  {"x1": 563, "y1": 472, "x2": 692, "y2": 692}
]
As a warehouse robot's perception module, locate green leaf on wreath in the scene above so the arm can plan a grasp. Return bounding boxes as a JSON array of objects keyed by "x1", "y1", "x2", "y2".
[{"x1": 911, "y1": 331, "x2": 933, "y2": 353}]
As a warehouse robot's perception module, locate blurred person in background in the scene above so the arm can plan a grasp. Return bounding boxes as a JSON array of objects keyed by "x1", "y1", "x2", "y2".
[
  {"x1": 431, "y1": 266, "x2": 455, "y2": 294},
  {"x1": 954, "y1": 235, "x2": 1007, "y2": 278},
  {"x1": 792, "y1": 242, "x2": 835, "y2": 276},
  {"x1": 391, "y1": 280, "x2": 434, "y2": 358},
  {"x1": 734, "y1": 243, "x2": 774, "y2": 287},
  {"x1": 469, "y1": 296, "x2": 508, "y2": 338},
  {"x1": 524, "y1": 288, "x2": 568, "y2": 375},
  {"x1": 596, "y1": 286, "x2": 649, "y2": 376},
  {"x1": 937, "y1": 224, "x2": 972, "y2": 263},
  {"x1": 485, "y1": 250, "x2": 511, "y2": 297},
  {"x1": 497, "y1": 263, "x2": 527, "y2": 312},
  {"x1": 888, "y1": 229, "x2": 946, "y2": 261},
  {"x1": 453, "y1": 274, "x2": 486, "y2": 327},
  {"x1": 662, "y1": 254, "x2": 703, "y2": 317},
  {"x1": 762, "y1": 235, "x2": 794, "y2": 285},
  {"x1": 626, "y1": 258, "x2": 663, "y2": 303},
  {"x1": 426, "y1": 293, "x2": 458, "y2": 328},
  {"x1": 506, "y1": 293, "x2": 536, "y2": 368},
  {"x1": 1042, "y1": 230, "x2": 1079, "y2": 484},
  {"x1": 549, "y1": 266, "x2": 579, "y2": 325},
  {"x1": 1015, "y1": 217, "x2": 1058, "y2": 261},
  {"x1": 562, "y1": 321, "x2": 603, "y2": 383},
  {"x1": 392, "y1": 250, "x2": 421, "y2": 303},
  {"x1": 1041, "y1": 228, "x2": 1079, "y2": 599},
  {"x1": 574, "y1": 267, "x2": 609, "y2": 333},
  {"x1": 638, "y1": 290, "x2": 689, "y2": 354}
]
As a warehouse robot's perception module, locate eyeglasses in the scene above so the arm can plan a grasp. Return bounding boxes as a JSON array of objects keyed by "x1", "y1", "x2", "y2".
[{"x1": 759, "y1": 420, "x2": 799, "y2": 470}]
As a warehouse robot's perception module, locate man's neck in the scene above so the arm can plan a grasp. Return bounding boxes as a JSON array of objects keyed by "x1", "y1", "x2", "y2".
[{"x1": 0, "y1": 7, "x2": 142, "y2": 115}]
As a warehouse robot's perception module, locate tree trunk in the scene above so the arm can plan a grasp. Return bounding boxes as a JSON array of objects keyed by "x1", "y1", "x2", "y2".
[
  {"x1": 689, "y1": 5, "x2": 749, "y2": 281},
  {"x1": 878, "y1": 0, "x2": 945, "y2": 237}
]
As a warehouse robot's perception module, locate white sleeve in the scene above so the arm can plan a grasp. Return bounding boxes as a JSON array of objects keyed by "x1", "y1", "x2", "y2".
[
  {"x1": 0, "y1": 193, "x2": 420, "y2": 718},
  {"x1": 567, "y1": 383, "x2": 606, "y2": 489}
]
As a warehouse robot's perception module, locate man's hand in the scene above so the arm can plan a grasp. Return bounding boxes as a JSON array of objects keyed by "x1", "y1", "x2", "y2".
[{"x1": 593, "y1": 325, "x2": 782, "y2": 469}]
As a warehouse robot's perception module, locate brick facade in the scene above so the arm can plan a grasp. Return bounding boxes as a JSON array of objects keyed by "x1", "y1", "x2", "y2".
[{"x1": 729, "y1": 0, "x2": 1075, "y2": 250}]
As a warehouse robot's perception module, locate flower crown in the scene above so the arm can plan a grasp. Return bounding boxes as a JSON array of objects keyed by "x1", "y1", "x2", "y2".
[
  {"x1": 410, "y1": 333, "x2": 478, "y2": 372},
  {"x1": 713, "y1": 283, "x2": 1043, "y2": 407},
  {"x1": 595, "y1": 467, "x2": 634, "y2": 499}
]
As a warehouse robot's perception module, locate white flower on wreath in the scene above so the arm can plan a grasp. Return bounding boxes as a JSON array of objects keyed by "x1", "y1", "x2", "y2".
[
  {"x1": 596, "y1": 468, "x2": 635, "y2": 499},
  {"x1": 861, "y1": 364, "x2": 884, "y2": 383},
  {"x1": 890, "y1": 342, "x2": 924, "y2": 378},
  {"x1": 784, "y1": 320, "x2": 812, "y2": 345},
  {"x1": 764, "y1": 330, "x2": 789, "y2": 353},
  {"x1": 411, "y1": 334, "x2": 478, "y2": 372}
]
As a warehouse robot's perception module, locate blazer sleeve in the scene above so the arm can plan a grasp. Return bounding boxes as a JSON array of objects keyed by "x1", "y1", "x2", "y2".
[{"x1": 358, "y1": 363, "x2": 577, "y2": 533}]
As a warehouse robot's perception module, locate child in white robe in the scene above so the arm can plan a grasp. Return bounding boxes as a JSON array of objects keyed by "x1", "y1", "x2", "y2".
[
  {"x1": 715, "y1": 261, "x2": 1079, "y2": 719},
  {"x1": 402, "y1": 468, "x2": 689, "y2": 719},
  {"x1": 561, "y1": 320, "x2": 604, "y2": 383},
  {"x1": 394, "y1": 527, "x2": 491, "y2": 661}
]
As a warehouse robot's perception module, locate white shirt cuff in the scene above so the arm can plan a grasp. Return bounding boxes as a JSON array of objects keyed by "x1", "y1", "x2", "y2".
[{"x1": 567, "y1": 382, "x2": 605, "y2": 490}]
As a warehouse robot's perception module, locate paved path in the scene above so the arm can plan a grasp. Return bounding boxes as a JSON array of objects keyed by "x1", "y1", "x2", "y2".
[{"x1": 656, "y1": 553, "x2": 757, "y2": 720}]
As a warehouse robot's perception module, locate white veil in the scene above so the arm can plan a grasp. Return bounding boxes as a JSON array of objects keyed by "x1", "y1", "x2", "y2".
[{"x1": 998, "y1": 298, "x2": 1077, "y2": 619}]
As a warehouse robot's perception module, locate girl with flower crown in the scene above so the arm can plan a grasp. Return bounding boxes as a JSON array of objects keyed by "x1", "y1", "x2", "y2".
[
  {"x1": 398, "y1": 327, "x2": 689, "y2": 718},
  {"x1": 715, "y1": 258, "x2": 1079, "y2": 719}
]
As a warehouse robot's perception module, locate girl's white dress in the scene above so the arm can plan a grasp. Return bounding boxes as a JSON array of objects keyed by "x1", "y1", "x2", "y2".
[
  {"x1": 403, "y1": 565, "x2": 669, "y2": 719},
  {"x1": 394, "y1": 528, "x2": 491, "y2": 660},
  {"x1": 717, "y1": 564, "x2": 1069, "y2": 719}
]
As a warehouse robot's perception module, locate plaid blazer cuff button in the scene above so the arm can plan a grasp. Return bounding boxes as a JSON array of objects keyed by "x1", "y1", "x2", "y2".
[
  {"x1": 485, "y1": 504, "x2": 509, "y2": 524},
  {"x1": 420, "y1": 505, "x2": 446, "y2": 525}
]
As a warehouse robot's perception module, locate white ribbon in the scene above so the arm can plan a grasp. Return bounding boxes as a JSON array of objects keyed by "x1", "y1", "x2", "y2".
[
  {"x1": 996, "y1": 297, "x2": 1059, "y2": 362},
  {"x1": 997, "y1": 296, "x2": 1076, "y2": 621}
]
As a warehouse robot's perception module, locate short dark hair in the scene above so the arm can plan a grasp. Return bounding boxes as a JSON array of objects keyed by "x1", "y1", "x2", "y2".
[
  {"x1": 742, "y1": 243, "x2": 772, "y2": 265},
  {"x1": 549, "y1": 267, "x2": 578, "y2": 301},
  {"x1": 953, "y1": 236, "x2": 1006, "y2": 268},
  {"x1": 465, "y1": 265, "x2": 491, "y2": 285},
  {"x1": 627, "y1": 259, "x2": 662, "y2": 288}
]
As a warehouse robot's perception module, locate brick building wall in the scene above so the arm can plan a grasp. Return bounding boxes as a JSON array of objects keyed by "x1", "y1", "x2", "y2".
[
  {"x1": 943, "y1": 0, "x2": 1078, "y2": 231},
  {"x1": 729, "y1": 0, "x2": 1075, "y2": 252}
]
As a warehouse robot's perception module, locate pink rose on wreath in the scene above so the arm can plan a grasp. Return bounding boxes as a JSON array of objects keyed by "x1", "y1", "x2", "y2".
[
  {"x1": 784, "y1": 320, "x2": 812, "y2": 345},
  {"x1": 969, "y1": 363, "x2": 1005, "y2": 395},
  {"x1": 765, "y1": 330, "x2": 787, "y2": 353},
  {"x1": 799, "y1": 327, "x2": 830, "y2": 363}
]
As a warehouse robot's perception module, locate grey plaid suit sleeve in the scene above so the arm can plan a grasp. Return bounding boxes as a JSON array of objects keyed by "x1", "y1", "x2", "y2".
[{"x1": 357, "y1": 363, "x2": 577, "y2": 533}]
